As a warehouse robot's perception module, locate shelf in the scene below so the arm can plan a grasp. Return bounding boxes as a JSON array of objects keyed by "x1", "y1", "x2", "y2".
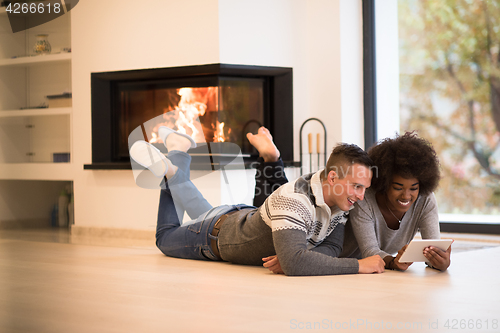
[
  {"x1": 0, "y1": 52, "x2": 71, "y2": 68},
  {"x1": 0, "y1": 163, "x2": 75, "y2": 180},
  {"x1": 0, "y1": 107, "x2": 71, "y2": 117}
]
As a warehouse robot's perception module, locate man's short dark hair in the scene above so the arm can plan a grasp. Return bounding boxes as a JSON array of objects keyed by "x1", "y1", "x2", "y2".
[{"x1": 321, "y1": 143, "x2": 374, "y2": 180}]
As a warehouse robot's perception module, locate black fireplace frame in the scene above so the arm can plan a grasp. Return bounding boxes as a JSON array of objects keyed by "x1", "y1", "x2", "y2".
[{"x1": 84, "y1": 63, "x2": 294, "y2": 170}]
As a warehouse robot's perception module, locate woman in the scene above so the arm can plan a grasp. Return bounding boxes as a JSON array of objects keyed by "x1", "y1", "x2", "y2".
[{"x1": 342, "y1": 132, "x2": 452, "y2": 271}]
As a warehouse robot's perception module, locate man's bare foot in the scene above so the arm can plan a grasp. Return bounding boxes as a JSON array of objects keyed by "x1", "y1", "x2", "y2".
[{"x1": 246, "y1": 127, "x2": 280, "y2": 162}]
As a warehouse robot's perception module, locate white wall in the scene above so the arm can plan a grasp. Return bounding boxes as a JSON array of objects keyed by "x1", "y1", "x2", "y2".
[
  {"x1": 71, "y1": 0, "x2": 221, "y2": 230},
  {"x1": 375, "y1": 0, "x2": 400, "y2": 140},
  {"x1": 219, "y1": 0, "x2": 364, "y2": 160},
  {"x1": 218, "y1": 0, "x2": 296, "y2": 67},
  {"x1": 300, "y1": 0, "x2": 343, "y2": 156},
  {"x1": 340, "y1": 0, "x2": 364, "y2": 148},
  {"x1": 70, "y1": 0, "x2": 364, "y2": 231}
]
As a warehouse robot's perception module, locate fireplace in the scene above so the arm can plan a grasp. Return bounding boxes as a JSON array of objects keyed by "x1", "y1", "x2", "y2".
[{"x1": 85, "y1": 64, "x2": 294, "y2": 170}]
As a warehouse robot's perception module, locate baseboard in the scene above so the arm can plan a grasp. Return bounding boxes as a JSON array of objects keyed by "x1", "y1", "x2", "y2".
[
  {"x1": 70, "y1": 225, "x2": 155, "y2": 240},
  {"x1": 0, "y1": 218, "x2": 50, "y2": 229}
]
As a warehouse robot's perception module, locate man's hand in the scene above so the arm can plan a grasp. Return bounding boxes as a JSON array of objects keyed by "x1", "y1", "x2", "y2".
[
  {"x1": 262, "y1": 255, "x2": 284, "y2": 274},
  {"x1": 358, "y1": 255, "x2": 385, "y2": 274},
  {"x1": 424, "y1": 242, "x2": 452, "y2": 271}
]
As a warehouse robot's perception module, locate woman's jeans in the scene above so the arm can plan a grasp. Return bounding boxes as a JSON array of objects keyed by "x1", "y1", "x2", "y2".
[{"x1": 155, "y1": 152, "x2": 287, "y2": 261}]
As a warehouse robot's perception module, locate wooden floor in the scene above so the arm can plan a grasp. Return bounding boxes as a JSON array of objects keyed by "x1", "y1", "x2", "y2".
[{"x1": 1, "y1": 229, "x2": 500, "y2": 333}]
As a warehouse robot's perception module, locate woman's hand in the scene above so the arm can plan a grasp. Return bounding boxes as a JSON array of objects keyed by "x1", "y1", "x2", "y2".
[
  {"x1": 424, "y1": 242, "x2": 452, "y2": 271},
  {"x1": 262, "y1": 255, "x2": 284, "y2": 274},
  {"x1": 387, "y1": 245, "x2": 413, "y2": 271}
]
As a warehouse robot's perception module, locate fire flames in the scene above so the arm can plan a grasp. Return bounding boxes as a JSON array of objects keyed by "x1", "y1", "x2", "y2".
[
  {"x1": 149, "y1": 87, "x2": 229, "y2": 145},
  {"x1": 213, "y1": 121, "x2": 225, "y2": 142}
]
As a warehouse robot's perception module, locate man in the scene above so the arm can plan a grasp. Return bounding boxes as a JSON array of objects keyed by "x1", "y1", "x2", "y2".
[{"x1": 130, "y1": 126, "x2": 384, "y2": 276}]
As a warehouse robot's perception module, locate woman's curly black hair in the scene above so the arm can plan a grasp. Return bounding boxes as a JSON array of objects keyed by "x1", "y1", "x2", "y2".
[{"x1": 368, "y1": 131, "x2": 441, "y2": 196}]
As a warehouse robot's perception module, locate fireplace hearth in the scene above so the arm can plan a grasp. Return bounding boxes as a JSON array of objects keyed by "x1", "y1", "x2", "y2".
[{"x1": 84, "y1": 64, "x2": 294, "y2": 170}]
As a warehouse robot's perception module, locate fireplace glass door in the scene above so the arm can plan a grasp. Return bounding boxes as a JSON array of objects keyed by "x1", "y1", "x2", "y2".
[{"x1": 115, "y1": 76, "x2": 265, "y2": 162}]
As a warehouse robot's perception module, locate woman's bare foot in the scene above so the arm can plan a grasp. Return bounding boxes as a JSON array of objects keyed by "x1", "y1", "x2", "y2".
[
  {"x1": 130, "y1": 140, "x2": 178, "y2": 179},
  {"x1": 165, "y1": 134, "x2": 192, "y2": 153},
  {"x1": 246, "y1": 127, "x2": 280, "y2": 162},
  {"x1": 165, "y1": 159, "x2": 178, "y2": 179},
  {"x1": 158, "y1": 126, "x2": 196, "y2": 153}
]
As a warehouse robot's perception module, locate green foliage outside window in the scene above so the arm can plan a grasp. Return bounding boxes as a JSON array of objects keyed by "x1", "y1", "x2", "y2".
[{"x1": 399, "y1": 0, "x2": 500, "y2": 214}]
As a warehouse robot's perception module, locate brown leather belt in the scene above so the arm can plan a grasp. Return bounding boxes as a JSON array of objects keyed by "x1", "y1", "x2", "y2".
[{"x1": 210, "y1": 212, "x2": 235, "y2": 260}]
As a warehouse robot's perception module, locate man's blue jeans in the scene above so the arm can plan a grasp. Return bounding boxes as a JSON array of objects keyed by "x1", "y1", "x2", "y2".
[{"x1": 155, "y1": 151, "x2": 254, "y2": 261}]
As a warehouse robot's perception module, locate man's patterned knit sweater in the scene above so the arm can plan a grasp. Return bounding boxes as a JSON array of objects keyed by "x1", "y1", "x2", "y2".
[{"x1": 217, "y1": 170, "x2": 359, "y2": 276}]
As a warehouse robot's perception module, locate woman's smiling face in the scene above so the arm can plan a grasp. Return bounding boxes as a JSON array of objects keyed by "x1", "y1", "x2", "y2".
[{"x1": 385, "y1": 175, "x2": 420, "y2": 213}]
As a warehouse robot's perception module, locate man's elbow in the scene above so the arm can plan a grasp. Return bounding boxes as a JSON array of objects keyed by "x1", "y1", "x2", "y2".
[
  {"x1": 281, "y1": 260, "x2": 308, "y2": 276},
  {"x1": 283, "y1": 268, "x2": 307, "y2": 276}
]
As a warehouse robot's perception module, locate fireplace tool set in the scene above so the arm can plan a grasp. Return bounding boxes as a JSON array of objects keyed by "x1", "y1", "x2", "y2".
[{"x1": 299, "y1": 118, "x2": 327, "y2": 175}]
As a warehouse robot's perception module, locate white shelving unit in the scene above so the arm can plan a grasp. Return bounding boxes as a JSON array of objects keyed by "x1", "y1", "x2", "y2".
[
  {"x1": 0, "y1": 6, "x2": 73, "y2": 228},
  {"x1": 0, "y1": 106, "x2": 71, "y2": 117},
  {"x1": 0, "y1": 51, "x2": 71, "y2": 67},
  {"x1": 0, "y1": 7, "x2": 72, "y2": 168}
]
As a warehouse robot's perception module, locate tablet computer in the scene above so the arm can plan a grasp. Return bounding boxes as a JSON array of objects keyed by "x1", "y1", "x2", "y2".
[{"x1": 399, "y1": 239, "x2": 453, "y2": 263}]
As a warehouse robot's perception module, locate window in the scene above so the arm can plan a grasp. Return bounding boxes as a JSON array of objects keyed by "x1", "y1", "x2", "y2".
[{"x1": 366, "y1": 0, "x2": 500, "y2": 231}]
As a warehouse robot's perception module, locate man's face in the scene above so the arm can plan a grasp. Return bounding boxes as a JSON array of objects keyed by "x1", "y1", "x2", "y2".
[{"x1": 322, "y1": 163, "x2": 372, "y2": 211}]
